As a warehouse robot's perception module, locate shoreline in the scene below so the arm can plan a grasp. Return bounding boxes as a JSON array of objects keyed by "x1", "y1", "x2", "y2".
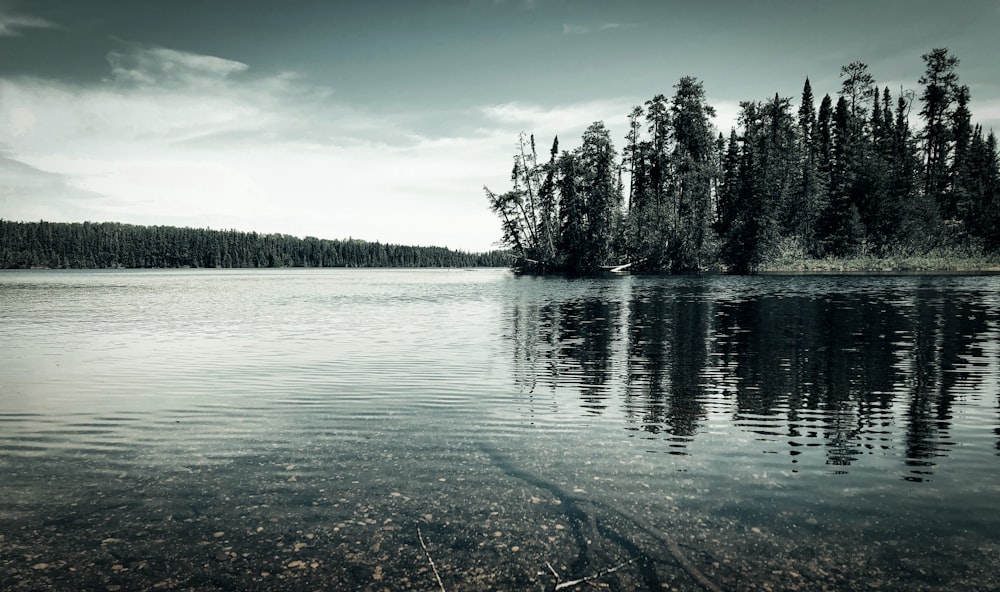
[{"x1": 759, "y1": 256, "x2": 1000, "y2": 273}]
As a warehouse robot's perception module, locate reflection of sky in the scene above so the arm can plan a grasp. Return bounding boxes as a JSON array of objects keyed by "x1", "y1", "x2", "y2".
[{"x1": 1, "y1": 1, "x2": 999, "y2": 251}]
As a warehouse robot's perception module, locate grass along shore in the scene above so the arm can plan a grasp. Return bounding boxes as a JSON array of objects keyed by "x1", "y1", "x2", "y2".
[{"x1": 759, "y1": 247, "x2": 1000, "y2": 273}]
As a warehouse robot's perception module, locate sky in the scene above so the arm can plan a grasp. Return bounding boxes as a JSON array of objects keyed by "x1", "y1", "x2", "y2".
[{"x1": 1, "y1": 0, "x2": 998, "y2": 252}]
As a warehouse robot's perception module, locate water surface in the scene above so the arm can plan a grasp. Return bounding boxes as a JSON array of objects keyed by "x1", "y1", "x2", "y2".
[{"x1": 1, "y1": 269, "x2": 998, "y2": 591}]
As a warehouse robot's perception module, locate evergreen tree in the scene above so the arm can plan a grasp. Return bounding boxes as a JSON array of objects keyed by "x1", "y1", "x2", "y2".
[
  {"x1": 624, "y1": 95, "x2": 672, "y2": 269},
  {"x1": 838, "y1": 61, "x2": 876, "y2": 124},
  {"x1": 950, "y1": 85, "x2": 974, "y2": 224},
  {"x1": 888, "y1": 91, "x2": 937, "y2": 251},
  {"x1": 722, "y1": 96, "x2": 797, "y2": 272},
  {"x1": 644, "y1": 94, "x2": 672, "y2": 262},
  {"x1": 870, "y1": 87, "x2": 885, "y2": 150},
  {"x1": 918, "y1": 48, "x2": 961, "y2": 217},
  {"x1": 716, "y1": 128, "x2": 741, "y2": 242},
  {"x1": 862, "y1": 87, "x2": 896, "y2": 252},
  {"x1": 623, "y1": 106, "x2": 645, "y2": 260},
  {"x1": 668, "y1": 76, "x2": 718, "y2": 270},
  {"x1": 818, "y1": 96, "x2": 864, "y2": 256},
  {"x1": 813, "y1": 94, "x2": 835, "y2": 252},
  {"x1": 624, "y1": 105, "x2": 644, "y2": 214},
  {"x1": 557, "y1": 151, "x2": 587, "y2": 272},
  {"x1": 964, "y1": 129, "x2": 1000, "y2": 248},
  {"x1": 626, "y1": 139, "x2": 654, "y2": 262},
  {"x1": 980, "y1": 132, "x2": 1000, "y2": 250},
  {"x1": 576, "y1": 121, "x2": 622, "y2": 269},
  {"x1": 854, "y1": 85, "x2": 894, "y2": 253},
  {"x1": 792, "y1": 78, "x2": 823, "y2": 253}
]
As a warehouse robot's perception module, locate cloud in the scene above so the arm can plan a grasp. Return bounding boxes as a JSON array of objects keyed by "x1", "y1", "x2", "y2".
[
  {"x1": 6, "y1": 106, "x2": 35, "y2": 137},
  {"x1": 712, "y1": 100, "x2": 742, "y2": 133},
  {"x1": 106, "y1": 44, "x2": 249, "y2": 88},
  {"x1": 598, "y1": 23, "x2": 636, "y2": 31},
  {"x1": 482, "y1": 99, "x2": 633, "y2": 137},
  {"x1": 974, "y1": 97, "x2": 1000, "y2": 132},
  {"x1": 0, "y1": 9, "x2": 57, "y2": 37},
  {"x1": 483, "y1": 0, "x2": 540, "y2": 10},
  {"x1": 563, "y1": 22, "x2": 636, "y2": 35},
  {"x1": 0, "y1": 44, "x2": 337, "y2": 149},
  {"x1": 0, "y1": 152, "x2": 112, "y2": 222},
  {"x1": 0, "y1": 77, "x2": 268, "y2": 151}
]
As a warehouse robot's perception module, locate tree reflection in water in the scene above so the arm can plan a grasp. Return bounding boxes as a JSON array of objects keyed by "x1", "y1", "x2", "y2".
[{"x1": 506, "y1": 275, "x2": 999, "y2": 479}]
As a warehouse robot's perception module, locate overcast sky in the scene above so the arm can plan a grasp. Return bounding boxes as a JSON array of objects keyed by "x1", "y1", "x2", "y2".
[{"x1": 1, "y1": 1, "x2": 998, "y2": 252}]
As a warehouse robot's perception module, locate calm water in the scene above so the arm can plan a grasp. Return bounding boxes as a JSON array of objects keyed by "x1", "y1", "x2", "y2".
[{"x1": 1, "y1": 269, "x2": 998, "y2": 591}]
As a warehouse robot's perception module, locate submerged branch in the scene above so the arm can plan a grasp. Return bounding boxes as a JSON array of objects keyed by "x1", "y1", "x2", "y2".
[
  {"x1": 549, "y1": 558, "x2": 638, "y2": 591},
  {"x1": 417, "y1": 525, "x2": 447, "y2": 592},
  {"x1": 480, "y1": 444, "x2": 726, "y2": 592}
]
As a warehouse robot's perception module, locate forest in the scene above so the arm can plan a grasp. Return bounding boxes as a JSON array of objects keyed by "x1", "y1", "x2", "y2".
[
  {"x1": 487, "y1": 48, "x2": 1000, "y2": 273},
  {"x1": 0, "y1": 220, "x2": 508, "y2": 269}
]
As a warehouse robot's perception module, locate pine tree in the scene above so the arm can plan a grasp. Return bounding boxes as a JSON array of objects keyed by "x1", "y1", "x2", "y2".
[
  {"x1": 716, "y1": 128, "x2": 741, "y2": 242},
  {"x1": 918, "y1": 48, "x2": 961, "y2": 218},
  {"x1": 820, "y1": 96, "x2": 864, "y2": 256},
  {"x1": 964, "y1": 128, "x2": 1000, "y2": 248},
  {"x1": 813, "y1": 94, "x2": 835, "y2": 252},
  {"x1": 722, "y1": 96, "x2": 796, "y2": 272},
  {"x1": 839, "y1": 61, "x2": 876, "y2": 125},
  {"x1": 888, "y1": 91, "x2": 937, "y2": 251},
  {"x1": 863, "y1": 87, "x2": 899, "y2": 252},
  {"x1": 557, "y1": 151, "x2": 587, "y2": 272},
  {"x1": 624, "y1": 105, "x2": 644, "y2": 214},
  {"x1": 669, "y1": 76, "x2": 718, "y2": 270},
  {"x1": 792, "y1": 78, "x2": 823, "y2": 253},
  {"x1": 632, "y1": 94, "x2": 673, "y2": 268},
  {"x1": 980, "y1": 132, "x2": 1000, "y2": 250},
  {"x1": 855, "y1": 85, "x2": 895, "y2": 253},
  {"x1": 950, "y1": 85, "x2": 974, "y2": 225},
  {"x1": 577, "y1": 121, "x2": 622, "y2": 269}
]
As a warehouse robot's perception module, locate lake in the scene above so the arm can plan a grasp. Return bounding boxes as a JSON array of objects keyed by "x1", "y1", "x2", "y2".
[{"x1": 1, "y1": 268, "x2": 998, "y2": 591}]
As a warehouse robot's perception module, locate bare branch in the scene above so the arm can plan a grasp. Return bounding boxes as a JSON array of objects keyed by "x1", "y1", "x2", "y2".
[
  {"x1": 549, "y1": 558, "x2": 637, "y2": 591},
  {"x1": 417, "y1": 526, "x2": 447, "y2": 592}
]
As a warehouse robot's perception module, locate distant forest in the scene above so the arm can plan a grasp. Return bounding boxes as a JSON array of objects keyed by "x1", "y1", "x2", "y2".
[
  {"x1": 0, "y1": 220, "x2": 509, "y2": 269},
  {"x1": 487, "y1": 48, "x2": 1000, "y2": 273}
]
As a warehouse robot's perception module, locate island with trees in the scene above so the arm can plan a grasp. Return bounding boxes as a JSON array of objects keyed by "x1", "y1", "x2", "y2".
[{"x1": 486, "y1": 48, "x2": 999, "y2": 274}]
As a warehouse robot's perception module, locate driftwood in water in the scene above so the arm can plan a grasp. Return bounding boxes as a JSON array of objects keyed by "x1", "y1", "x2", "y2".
[
  {"x1": 547, "y1": 558, "x2": 637, "y2": 590},
  {"x1": 599, "y1": 258, "x2": 646, "y2": 273},
  {"x1": 479, "y1": 444, "x2": 724, "y2": 592},
  {"x1": 417, "y1": 525, "x2": 447, "y2": 592}
]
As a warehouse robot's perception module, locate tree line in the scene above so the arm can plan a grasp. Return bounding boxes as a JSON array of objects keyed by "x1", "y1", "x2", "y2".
[
  {"x1": 487, "y1": 48, "x2": 1000, "y2": 273},
  {"x1": 0, "y1": 220, "x2": 509, "y2": 269}
]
